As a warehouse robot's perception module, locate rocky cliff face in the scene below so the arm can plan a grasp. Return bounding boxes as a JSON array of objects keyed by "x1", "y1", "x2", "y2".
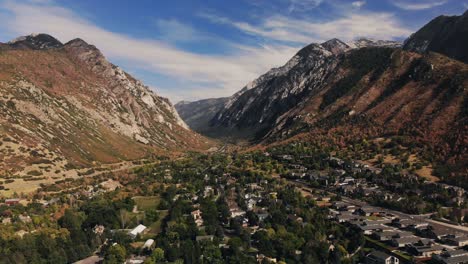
[
  {"x1": 0, "y1": 34, "x2": 208, "y2": 179},
  {"x1": 403, "y1": 10, "x2": 468, "y2": 64},
  {"x1": 208, "y1": 39, "x2": 349, "y2": 139},
  {"x1": 175, "y1": 97, "x2": 228, "y2": 136}
]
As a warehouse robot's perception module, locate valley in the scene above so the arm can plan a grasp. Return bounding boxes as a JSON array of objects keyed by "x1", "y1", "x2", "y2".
[{"x1": 0, "y1": 6, "x2": 467, "y2": 264}]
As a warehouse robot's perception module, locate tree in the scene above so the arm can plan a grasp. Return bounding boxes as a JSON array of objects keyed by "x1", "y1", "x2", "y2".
[
  {"x1": 144, "y1": 248, "x2": 165, "y2": 264},
  {"x1": 105, "y1": 244, "x2": 126, "y2": 264}
]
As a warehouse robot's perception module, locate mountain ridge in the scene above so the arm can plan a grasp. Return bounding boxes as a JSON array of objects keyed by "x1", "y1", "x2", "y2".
[{"x1": 0, "y1": 33, "x2": 210, "y2": 195}]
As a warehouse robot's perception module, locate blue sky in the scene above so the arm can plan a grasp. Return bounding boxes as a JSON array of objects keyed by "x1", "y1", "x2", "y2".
[{"x1": 0, "y1": 0, "x2": 466, "y2": 103}]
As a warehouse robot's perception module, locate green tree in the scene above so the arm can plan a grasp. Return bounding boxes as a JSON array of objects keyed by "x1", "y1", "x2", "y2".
[{"x1": 105, "y1": 244, "x2": 126, "y2": 264}]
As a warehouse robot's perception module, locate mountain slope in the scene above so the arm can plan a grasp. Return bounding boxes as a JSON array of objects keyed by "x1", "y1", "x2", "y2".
[
  {"x1": 175, "y1": 97, "x2": 228, "y2": 135},
  {"x1": 0, "y1": 34, "x2": 208, "y2": 193},
  {"x1": 177, "y1": 12, "x2": 467, "y2": 180},
  {"x1": 403, "y1": 10, "x2": 468, "y2": 64},
  {"x1": 208, "y1": 39, "x2": 349, "y2": 140}
]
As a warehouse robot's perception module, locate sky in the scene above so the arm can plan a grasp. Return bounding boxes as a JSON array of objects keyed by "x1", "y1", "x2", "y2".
[{"x1": 0, "y1": 0, "x2": 466, "y2": 103}]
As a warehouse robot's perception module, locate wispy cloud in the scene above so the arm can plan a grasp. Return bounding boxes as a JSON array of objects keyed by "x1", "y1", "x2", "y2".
[
  {"x1": 0, "y1": 1, "x2": 297, "y2": 101},
  {"x1": 153, "y1": 19, "x2": 198, "y2": 43},
  {"x1": 287, "y1": 0, "x2": 324, "y2": 13},
  {"x1": 393, "y1": 0, "x2": 447, "y2": 10},
  {"x1": 352, "y1": 1, "x2": 366, "y2": 8},
  {"x1": 200, "y1": 11, "x2": 411, "y2": 44},
  {"x1": 0, "y1": 1, "x2": 413, "y2": 102}
]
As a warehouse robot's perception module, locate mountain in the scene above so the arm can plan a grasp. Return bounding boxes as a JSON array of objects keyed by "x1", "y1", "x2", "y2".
[
  {"x1": 350, "y1": 38, "x2": 401, "y2": 49},
  {"x1": 403, "y1": 10, "x2": 468, "y2": 64},
  {"x1": 0, "y1": 34, "x2": 208, "y2": 190},
  {"x1": 177, "y1": 14, "x2": 467, "y2": 179},
  {"x1": 208, "y1": 39, "x2": 348, "y2": 140},
  {"x1": 175, "y1": 97, "x2": 229, "y2": 136}
]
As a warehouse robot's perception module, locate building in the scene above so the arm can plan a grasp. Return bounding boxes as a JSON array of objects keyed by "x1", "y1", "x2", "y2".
[
  {"x1": 191, "y1": 209, "x2": 204, "y2": 227},
  {"x1": 5, "y1": 198, "x2": 20, "y2": 206},
  {"x1": 143, "y1": 239, "x2": 155, "y2": 250},
  {"x1": 129, "y1": 224, "x2": 147, "y2": 239},
  {"x1": 392, "y1": 218, "x2": 416, "y2": 229},
  {"x1": 390, "y1": 236, "x2": 423, "y2": 248},
  {"x1": 196, "y1": 235, "x2": 214, "y2": 242},
  {"x1": 358, "y1": 206, "x2": 385, "y2": 216},
  {"x1": 444, "y1": 235, "x2": 468, "y2": 247},
  {"x1": 365, "y1": 250, "x2": 399, "y2": 264},
  {"x1": 433, "y1": 249, "x2": 468, "y2": 264},
  {"x1": 374, "y1": 231, "x2": 399, "y2": 242},
  {"x1": 406, "y1": 242, "x2": 444, "y2": 258}
]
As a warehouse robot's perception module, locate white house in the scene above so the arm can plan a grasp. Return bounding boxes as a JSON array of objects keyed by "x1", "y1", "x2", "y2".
[{"x1": 129, "y1": 224, "x2": 147, "y2": 239}]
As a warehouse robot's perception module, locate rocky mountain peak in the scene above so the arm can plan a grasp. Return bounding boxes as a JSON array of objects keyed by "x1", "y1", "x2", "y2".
[
  {"x1": 7, "y1": 33, "x2": 63, "y2": 50},
  {"x1": 321, "y1": 38, "x2": 350, "y2": 55}
]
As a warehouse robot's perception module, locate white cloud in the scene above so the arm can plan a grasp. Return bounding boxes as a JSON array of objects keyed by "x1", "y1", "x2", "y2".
[
  {"x1": 352, "y1": 1, "x2": 366, "y2": 8},
  {"x1": 153, "y1": 19, "x2": 197, "y2": 43},
  {"x1": 0, "y1": 1, "x2": 297, "y2": 101},
  {"x1": 200, "y1": 11, "x2": 411, "y2": 44},
  {"x1": 393, "y1": 0, "x2": 447, "y2": 10},
  {"x1": 288, "y1": 0, "x2": 324, "y2": 13},
  {"x1": 0, "y1": 1, "x2": 412, "y2": 102}
]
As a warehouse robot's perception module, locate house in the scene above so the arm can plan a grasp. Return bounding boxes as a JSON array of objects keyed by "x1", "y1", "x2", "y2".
[
  {"x1": 191, "y1": 209, "x2": 204, "y2": 227},
  {"x1": 391, "y1": 218, "x2": 416, "y2": 229},
  {"x1": 358, "y1": 224, "x2": 393, "y2": 235},
  {"x1": 365, "y1": 250, "x2": 399, "y2": 264},
  {"x1": 5, "y1": 198, "x2": 20, "y2": 206},
  {"x1": 406, "y1": 241, "x2": 444, "y2": 258},
  {"x1": 196, "y1": 235, "x2": 214, "y2": 242},
  {"x1": 99, "y1": 179, "x2": 122, "y2": 191},
  {"x1": 247, "y1": 199, "x2": 257, "y2": 210},
  {"x1": 391, "y1": 236, "x2": 424, "y2": 248},
  {"x1": 443, "y1": 235, "x2": 468, "y2": 247},
  {"x1": 257, "y1": 213, "x2": 269, "y2": 222},
  {"x1": 203, "y1": 186, "x2": 214, "y2": 197},
  {"x1": 358, "y1": 206, "x2": 385, "y2": 216},
  {"x1": 230, "y1": 209, "x2": 246, "y2": 218},
  {"x1": 256, "y1": 254, "x2": 277, "y2": 263},
  {"x1": 374, "y1": 231, "x2": 399, "y2": 242},
  {"x1": 129, "y1": 224, "x2": 147, "y2": 239},
  {"x1": 18, "y1": 214, "x2": 32, "y2": 223},
  {"x1": 420, "y1": 227, "x2": 451, "y2": 240},
  {"x1": 339, "y1": 176, "x2": 355, "y2": 185},
  {"x1": 143, "y1": 239, "x2": 155, "y2": 250},
  {"x1": 433, "y1": 249, "x2": 468, "y2": 264},
  {"x1": 336, "y1": 212, "x2": 359, "y2": 223}
]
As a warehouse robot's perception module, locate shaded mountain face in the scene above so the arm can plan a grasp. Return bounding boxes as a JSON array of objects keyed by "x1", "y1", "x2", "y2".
[
  {"x1": 208, "y1": 39, "x2": 349, "y2": 140},
  {"x1": 175, "y1": 97, "x2": 228, "y2": 136},
  {"x1": 0, "y1": 34, "x2": 208, "y2": 176},
  {"x1": 403, "y1": 10, "x2": 468, "y2": 64}
]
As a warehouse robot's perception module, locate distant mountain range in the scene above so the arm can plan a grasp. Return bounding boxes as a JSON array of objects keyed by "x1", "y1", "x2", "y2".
[
  {"x1": 176, "y1": 11, "x2": 468, "y2": 174},
  {"x1": 0, "y1": 34, "x2": 209, "y2": 177}
]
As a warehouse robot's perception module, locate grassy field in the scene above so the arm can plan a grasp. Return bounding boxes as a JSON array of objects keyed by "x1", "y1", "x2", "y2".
[
  {"x1": 144, "y1": 210, "x2": 168, "y2": 238},
  {"x1": 132, "y1": 196, "x2": 160, "y2": 211}
]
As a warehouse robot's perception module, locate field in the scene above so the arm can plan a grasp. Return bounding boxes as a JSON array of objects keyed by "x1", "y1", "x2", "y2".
[{"x1": 132, "y1": 196, "x2": 160, "y2": 211}]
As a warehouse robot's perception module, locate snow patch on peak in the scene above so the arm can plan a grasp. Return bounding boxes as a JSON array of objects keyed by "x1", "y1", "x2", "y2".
[{"x1": 349, "y1": 38, "x2": 401, "y2": 49}]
